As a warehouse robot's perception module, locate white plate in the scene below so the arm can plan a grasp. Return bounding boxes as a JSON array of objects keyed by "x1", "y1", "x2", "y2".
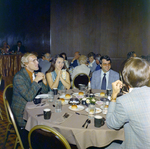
[
  {"x1": 73, "y1": 92, "x2": 85, "y2": 96},
  {"x1": 35, "y1": 94, "x2": 49, "y2": 98},
  {"x1": 94, "y1": 93, "x2": 101, "y2": 97},
  {"x1": 69, "y1": 105, "x2": 84, "y2": 111},
  {"x1": 96, "y1": 101, "x2": 103, "y2": 105},
  {"x1": 59, "y1": 94, "x2": 72, "y2": 100},
  {"x1": 85, "y1": 107, "x2": 102, "y2": 114},
  {"x1": 61, "y1": 100, "x2": 68, "y2": 105}
]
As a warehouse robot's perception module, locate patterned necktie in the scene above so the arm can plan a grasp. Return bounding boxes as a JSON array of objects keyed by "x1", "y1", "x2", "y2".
[{"x1": 101, "y1": 73, "x2": 106, "y2": 90}]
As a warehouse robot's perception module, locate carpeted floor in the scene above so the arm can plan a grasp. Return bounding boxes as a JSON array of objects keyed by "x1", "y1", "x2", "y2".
[{"x1": 0, "y1": 90, "x2": 21, "y2": 149}]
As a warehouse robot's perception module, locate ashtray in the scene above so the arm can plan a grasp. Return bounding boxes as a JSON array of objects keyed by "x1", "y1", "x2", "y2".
[{"x1": 68, "y1": 98, "x2": 80, "y2": 105}]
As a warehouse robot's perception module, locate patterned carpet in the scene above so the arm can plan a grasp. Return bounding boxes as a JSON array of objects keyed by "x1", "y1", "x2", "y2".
[{"x1": 0, "y1": 90, "x2": 21, "y2": 149}]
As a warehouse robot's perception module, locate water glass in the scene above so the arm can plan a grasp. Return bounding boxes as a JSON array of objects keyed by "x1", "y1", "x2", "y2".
[
  {"x1": 55, "y1": 100, "x2": 62, "y2": 113},
  {"x1": 88, "y1": 104, "x2": 95, "y2": 119},
  {"x1": 61, "y1": 86, "x2": 66, "y2": 95},
  {"x1": 47, "y1": 91, "x2": 54, "y2": 102}
]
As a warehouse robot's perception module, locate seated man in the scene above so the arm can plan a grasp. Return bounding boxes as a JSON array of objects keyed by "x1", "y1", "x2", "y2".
[
  {"x1": 11, "y1": 53, "x2": 48, "y2": 148},
  {"x1": 70, "y1": 51, "x2": 80, "y2": 68},
  {"x1": 71, "y1": 55, "x2": 90, "y2": 81},
  {"x1": 39, "y1": 53, "x2": 51, "y2": 74},
  {"x1": 91, "y1": 55, "x2": 119, "y2": 90},
  {"x1": 87, "y1": 52, "x2": 97, "y2": 73},
  {"x1": 106, "y1": 57, "x2": 150, "y2": 148},
  {"x1": 95, "y1": 53, "x2": 101, "y2": 71},
  {"x1": 11, "y1": 40, "x2": 26, "y2": 53}
]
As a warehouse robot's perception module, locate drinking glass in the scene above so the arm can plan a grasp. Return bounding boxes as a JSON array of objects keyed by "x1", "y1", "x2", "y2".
[
  {"x1": 55, "y1": 100, "x2": 62, "y2": 113},
  {"x1": 47, "y1": 91, "x2": 54, "y2": 102},
  {"x1": 88, "y1": 104, "x2": 95, "y2": 119},
  {"x1": 61, "y1": 86, "x2": 66, "y2": 95}
]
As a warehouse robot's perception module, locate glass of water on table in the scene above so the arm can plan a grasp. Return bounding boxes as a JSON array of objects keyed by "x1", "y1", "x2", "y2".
[{"x1": 47, "y1": 91, "x2": 54, "y2": 102}]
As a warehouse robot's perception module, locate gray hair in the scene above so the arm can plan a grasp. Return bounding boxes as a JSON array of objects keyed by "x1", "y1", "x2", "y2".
[
  {"x1": 21, "y1": 53, "x2": 36, "y2": 67},
  {"x1": 78, "y1": 55, "x2": 87, "y2": 65}
]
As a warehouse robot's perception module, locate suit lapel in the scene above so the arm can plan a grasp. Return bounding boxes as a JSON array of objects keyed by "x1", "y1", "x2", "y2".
[{"x1": 22, "y1": 68, "x2": 32, "y2": 85}]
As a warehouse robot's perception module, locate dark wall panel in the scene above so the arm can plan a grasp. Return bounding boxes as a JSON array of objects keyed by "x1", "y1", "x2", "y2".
[
  {"x1": 50, "y1": 0, "x2": 150, "y2": 71},
  {"x1": 0, "y1": 0, "x2": 50, "y2": 57}
]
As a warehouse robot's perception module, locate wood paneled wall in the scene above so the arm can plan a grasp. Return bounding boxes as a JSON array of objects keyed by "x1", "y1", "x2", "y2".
[{"x1": 50, "y1": 0, "x2": 150, "y2": 72}]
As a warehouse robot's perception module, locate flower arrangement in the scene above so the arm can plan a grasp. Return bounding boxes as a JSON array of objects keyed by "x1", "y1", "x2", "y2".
[{"x1": 86, "y1": 97, "x2": 96, "y2": 105}]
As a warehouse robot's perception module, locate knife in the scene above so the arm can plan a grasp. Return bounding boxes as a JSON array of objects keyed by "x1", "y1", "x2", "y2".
[
  {"x1": 36, "y1": 114, "x2": 44, "y2": 117},
  {"x1": 82, "y1": 119, "x2": 89, "y2": 127}
]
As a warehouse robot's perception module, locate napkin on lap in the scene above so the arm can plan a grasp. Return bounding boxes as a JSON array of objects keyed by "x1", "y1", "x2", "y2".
[{"x1": 27, "y1": 103, "x2": 49, "y2": 109}]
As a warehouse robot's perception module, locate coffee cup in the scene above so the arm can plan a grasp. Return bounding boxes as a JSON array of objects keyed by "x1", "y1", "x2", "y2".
[
  {"x1": 43, "y1": 108, "x2": 51, "y2": 120},
  {"x1": 33, "y1": 97, "x2": 42, "y2": 105},
  {"x1": 53, "y1": 88, "x2": 58, "y2": 95},
  {"x1": 94, "y1": 115, "x2": 105, "y2": 127},
  {"x1": 82, "y1": 98, "x2": 86, "y2": 105}
]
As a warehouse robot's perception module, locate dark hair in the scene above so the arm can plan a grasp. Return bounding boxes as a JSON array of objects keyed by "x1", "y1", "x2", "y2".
[
  {"x1": 100, "y1": 55, "x2": 112, "y2": 64},
  {"x1": 60, "y1": 52, "x2": 67, "y2": 60},
  {"x1": 95, "y1": 54, "x2": 101, "y2": 61},
  {"x1": 127, "y1": 51, "x2": 136, "y2": 59},
  {"x1": 87, "y1": 52, "x2": 95, "y2": 58},
  {"x1": 47, "y1": 54, "x2": 66, "y2": 73},
  {"x1": 17, "y1": 41, "x2": 22, "y2": 44},
  {"x1": 122, "y1": 57, "x2": 150, "y2": 87}
]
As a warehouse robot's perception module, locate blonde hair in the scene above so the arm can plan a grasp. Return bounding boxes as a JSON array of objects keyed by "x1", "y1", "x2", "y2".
[
  {"x1": 21, "y1": 53, "x2": 36, "y2": 67},
  {"x1": 79, "y1": 55, "x2": 87, "y2": 65}
]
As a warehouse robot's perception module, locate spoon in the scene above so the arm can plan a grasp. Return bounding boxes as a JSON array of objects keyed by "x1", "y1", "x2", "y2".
[
  {"x1": 82, "y1": 119, "x2": 89, "y2": 127},
  {"x1": 86, "y1": 120, "x2": 91, "y2": 128}
]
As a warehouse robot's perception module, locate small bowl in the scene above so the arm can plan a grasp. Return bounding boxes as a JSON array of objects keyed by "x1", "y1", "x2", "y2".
[
  {"x1": 33, "y1": 97, "x2": 42, "y2": 105},
  {"x1": 68, "y1": 98, "x2": 80, "y2": 105}
]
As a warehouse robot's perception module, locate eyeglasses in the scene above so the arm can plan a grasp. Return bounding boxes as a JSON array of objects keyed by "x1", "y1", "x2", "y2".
[{"x1": 102, "y1": 63, "x2": 111, "y2": 66}]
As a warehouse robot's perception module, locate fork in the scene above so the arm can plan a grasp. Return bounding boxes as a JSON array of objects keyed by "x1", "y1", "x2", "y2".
[{"x1": 63, "y1": 113, "x2": 69, "y2": 118}]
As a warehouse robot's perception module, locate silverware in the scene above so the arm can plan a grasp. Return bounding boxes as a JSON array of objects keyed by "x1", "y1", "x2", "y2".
[
  {"x1": 63, "y1": 113, "x2": 69, "y2": 118},
  {"x1": 86, "y1": 120, "x2": 91, "y2": 128},
  {"x1": 82, "y1": 119, "x2": 89, "y2": 127},
  {"x1": 36, "y1": 114, "x2": 44, "y2": 117},
  {"x1": 75, "y1": 112, "x2": 88, "y2": 116}
]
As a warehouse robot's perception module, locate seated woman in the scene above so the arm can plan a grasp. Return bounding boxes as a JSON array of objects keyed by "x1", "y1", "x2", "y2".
[
  {"x1": 72, "y1": 55, "x2": 90, "y2": 81},
  {"x1": 60, "y1": 52, "x2": 69, "y2": 69},
  {"x1": 87, "y1": 52, "x2": 97, "y2": 73},
  {"x1": 0, "y1": 41, "x2": 10, "y2": 54},
  {"x1": 46, "y1": 54, "x2": 71, "y2": 90}
]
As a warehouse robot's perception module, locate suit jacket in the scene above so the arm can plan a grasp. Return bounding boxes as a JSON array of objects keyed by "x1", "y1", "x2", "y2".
[
  {"x1": 12, "y1": 45, "x2": 26, "y2": 53},
  {"x1": 106, "y1": 86, "x2": 150, "y2": 149},
  {"x1": 11, "y1": 68, "x2": 48, "y2": 126},
  {"x1": 71, "y1": 64, "x2": 90, "y2": 80},
  {"x1": 70, "y1": 59, "x2": 79, "y2": 68},
  {"x1": 91, "y1": 69, "x2": 119, "y2": 90},
  {"x1": 88, "y1": 60, "x2": 97, "y2": 73},
  {"x1": 39, "y1": 59, "x2": 51, "y2": 74}
]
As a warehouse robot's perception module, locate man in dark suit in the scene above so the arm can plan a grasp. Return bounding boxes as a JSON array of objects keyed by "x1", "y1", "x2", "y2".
[
  {"x1": 70, "y1": 51, "x2": 80, "y2": 68},
  {"x1": 91, "y1": 55, "x2": 119, "y2": 90},
  {"x1": 12, "y1": 41, "x2": 26, "y2": 53},
  {"x1": 11, "y1": 53, "x2": 48, "y2": 148}
]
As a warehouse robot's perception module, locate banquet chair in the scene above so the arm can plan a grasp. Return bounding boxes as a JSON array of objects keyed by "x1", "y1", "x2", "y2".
[
  {"x1": 73, "y1": 73, "x2": 90, "y2": 89},
  {"x1": 28, "y1": 125, "x2": 71, "y2": 149},
  {"x1": 5, "y1": 99, "x2": 24, "y2": 149},
  {"x1": 2, "y1": 84, "x2": 16, "y2": 148}
]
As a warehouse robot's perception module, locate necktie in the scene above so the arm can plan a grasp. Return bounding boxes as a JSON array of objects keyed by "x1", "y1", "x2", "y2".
[{"x1": 101, "y1": 73, "x2": 106, "y2": 90}]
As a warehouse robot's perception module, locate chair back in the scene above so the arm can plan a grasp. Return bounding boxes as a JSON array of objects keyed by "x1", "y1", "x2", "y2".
[
  {"x1": 5, "y1": 99, "x2": 24, "y2": 149},
  {"x1": 28, "y1": 125, "x2": 71, "y2": 149},
  {"x1": 3, "y1": 84, "x2": 13, "y2": 123},
  {"x1": 73, "y1": 73, "x2": 90, "y2": 89}
]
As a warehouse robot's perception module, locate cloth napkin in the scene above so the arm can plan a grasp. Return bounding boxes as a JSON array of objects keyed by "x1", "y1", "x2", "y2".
[{"x1": 53, "y1": 113, "x2": 72, "y2": 124}]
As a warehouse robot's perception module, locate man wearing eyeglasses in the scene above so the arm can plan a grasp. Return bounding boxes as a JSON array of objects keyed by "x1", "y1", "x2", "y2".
[{"x1": 91, "y1": 55, "x2": 119, "y2": 90}]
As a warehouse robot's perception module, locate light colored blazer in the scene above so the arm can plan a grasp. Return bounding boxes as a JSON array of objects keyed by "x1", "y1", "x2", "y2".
[
  {"x1": 106, "y1": 86, "x2": 150, "y2": 149},
  {"x1": 91, "y1": 69, "x2": 119, "y2": 90},
  {"x1": 72, "y1": 64, "x2": 90, "y2": 80}
]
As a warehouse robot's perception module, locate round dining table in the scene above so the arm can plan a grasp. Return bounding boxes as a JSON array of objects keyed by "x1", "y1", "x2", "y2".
[{"x1": 23, "y1": 89, "x2": 124, "y2": 149}]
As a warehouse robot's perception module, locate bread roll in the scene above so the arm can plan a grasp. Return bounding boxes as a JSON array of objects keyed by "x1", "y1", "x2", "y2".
[
  {"x1": 71, "y1": 105, "x2": 77, "y2": 110},
  {"x1": 78, "y1": 92, "x2": 84, "y2": 96},
  {"x1": 100, "y1": 92, "x2": 105, "y2": 97},
  {"x1": 65, "y1": 94, "x2": 71, "y2": 99},
  {"x1": 59, "y1": 98, "x2": 65, "y2": 104}
]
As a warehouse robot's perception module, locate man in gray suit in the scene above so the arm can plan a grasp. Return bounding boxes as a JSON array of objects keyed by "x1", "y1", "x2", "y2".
[
  {"x1": 91, "y1": 55, "x2": 119, "y2": 90},
  {"x1": 39, "y1": 53, "x2": 51, "y2": 74},
  {"x1": 106, "y1": 57, "x2": 150, "y2": 148}
]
